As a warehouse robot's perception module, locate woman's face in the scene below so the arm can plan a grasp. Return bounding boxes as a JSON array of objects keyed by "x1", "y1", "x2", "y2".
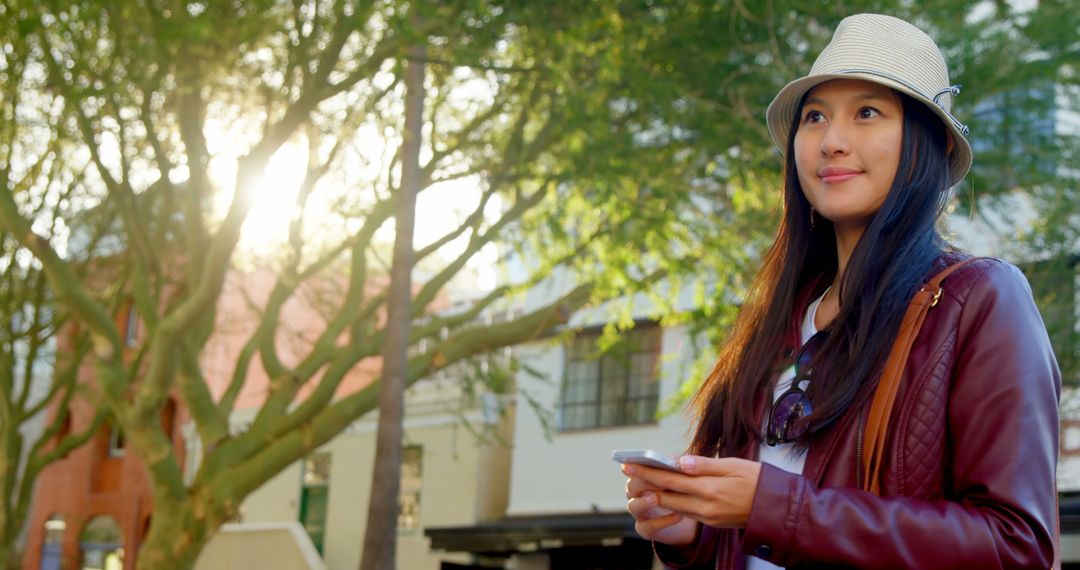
[{"x1": 794, "y1": 79, "x2": 904, "y2": 230}]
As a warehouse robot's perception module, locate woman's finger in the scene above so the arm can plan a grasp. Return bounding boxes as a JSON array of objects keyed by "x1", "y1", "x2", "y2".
[
  {"x1": 677, "y1": 455, "x2": 752, "y2": 478},
  {"x1": 624, "y1": 463, "x2": 699, "y2": 496},
  {"x1": 627, "y1": 493, "x2": 674, "y2": 520},
  {"x1": 647, "y1": 466, "x2": 760, "y2": 528},
  {"x1": 627, "y1": 495, "x2": 651, "y2": 519},
  {"x1": 625, "y1": 475, "x2": 660, "y2": 499},
  {"x1": 627, "y1": 458, "x2": 761, "y2": 501},
  {"x1": 634, "y1": 511, "x2": 684, "y2": 540},
  {"x1": 649, "y1": 490, "x2": 707, "y2": 520}
]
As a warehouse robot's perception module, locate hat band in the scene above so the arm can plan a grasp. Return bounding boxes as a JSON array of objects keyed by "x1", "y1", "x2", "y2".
[
  {"x1": 932, "y1": 85, "x2": 962, "y2": 105},
  {"x1": 830, "y1": 67, "x2": 970, "y2": 136}
]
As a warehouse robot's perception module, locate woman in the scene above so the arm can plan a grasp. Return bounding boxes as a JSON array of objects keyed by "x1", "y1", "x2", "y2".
[{"x1": 623, "y1": 13, "x2": 1061, "y2": 569}]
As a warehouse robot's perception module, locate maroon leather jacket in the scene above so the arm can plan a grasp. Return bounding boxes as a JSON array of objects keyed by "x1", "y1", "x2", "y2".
[{"x1": 658, "y1": 255, "x2": 1061, "y2": 569}]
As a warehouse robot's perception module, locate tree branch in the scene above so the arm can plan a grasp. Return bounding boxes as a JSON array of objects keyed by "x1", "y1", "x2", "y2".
[
  {"x1": 411, "y1": 183, "x2": 548, "y2": 312},
  {"x1": 224, "y1": 280, "x2": 596, "y2": 497},
  {"x1": 0, "y1": 193, "x2": 123, "y2": 377}
]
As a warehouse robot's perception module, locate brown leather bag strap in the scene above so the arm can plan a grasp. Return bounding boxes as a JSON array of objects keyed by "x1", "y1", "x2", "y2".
[{"x1": 862, "y1": 257, "x2": 981, "y2": 496}]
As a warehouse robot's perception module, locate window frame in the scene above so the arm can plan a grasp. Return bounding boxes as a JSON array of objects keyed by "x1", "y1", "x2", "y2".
[
  {"x1": 124, "y1": 305, "x2": 138, "y2": 347},
  {"x1": 106, "y1": 423, "x2": 125, "y2": 458},
  {"x1": 397, "y1": 445, "x2": 423, "y2": 531},
  {"x1": 299, "y1": 452, "x2": 332, "y2": 554},
  {"x1": 558, "y1": 321, "x2": 662, "y2": 432}
]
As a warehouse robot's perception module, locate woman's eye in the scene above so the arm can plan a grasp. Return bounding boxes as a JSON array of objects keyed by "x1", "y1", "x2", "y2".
[
  {"x1": 858, "y1": 107, "x2": 881, "y2": 119},
  {"x1": 803, "y1": 110, "x2": 825, "y2": 123}
]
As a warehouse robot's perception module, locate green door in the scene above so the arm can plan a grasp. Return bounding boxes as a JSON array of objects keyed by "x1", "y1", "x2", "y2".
[{"x1": 299, "y1": 485, "x2": 328, "y2": 554}]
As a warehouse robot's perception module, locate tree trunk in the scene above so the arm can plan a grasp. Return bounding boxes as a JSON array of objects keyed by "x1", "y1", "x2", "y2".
[
  {"x1": 135, "y1": 474, "x2": 248, "y2": 570},
  {"x1": 3, "y1": 494, "x2": 22, "y2": 568},
  {"x1": 358, "y1": 34, "x2": 425, "y2": 570},
  {"x1": 135, "y1": 508, "x2": 206, "y2": 570},
  {"x1": 0, "y1": 543, "x2": 17, "y2": 570}
]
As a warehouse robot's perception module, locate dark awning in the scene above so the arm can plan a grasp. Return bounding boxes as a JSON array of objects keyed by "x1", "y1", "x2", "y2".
[
  {"x1": 425, "y1": 512, "x2": 643, "y2": 555},
  {"x1": 1060, "y1": 493, "x2": 1080, "y2": 533}
]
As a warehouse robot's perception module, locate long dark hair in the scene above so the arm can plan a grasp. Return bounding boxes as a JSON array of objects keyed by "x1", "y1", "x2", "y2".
[{"x1": 689, "y1": 90, "x2": 954, "y2": 457}]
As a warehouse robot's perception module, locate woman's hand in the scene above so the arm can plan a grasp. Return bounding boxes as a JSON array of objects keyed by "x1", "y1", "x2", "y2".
[
  {"x1": 625, "y1": 456, "x2": 762, "y2": 529},
  {"x1": 624, "y1": 465, "x2": 699, "y2": 545}
]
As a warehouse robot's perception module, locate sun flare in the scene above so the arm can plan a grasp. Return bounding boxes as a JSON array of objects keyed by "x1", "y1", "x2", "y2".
[
  {"x1": 241, "y1": 143, "x2": 309, "y2": 250},
  {"x1": 208, "y1": 131, "x2": 499, "y2": 290}
]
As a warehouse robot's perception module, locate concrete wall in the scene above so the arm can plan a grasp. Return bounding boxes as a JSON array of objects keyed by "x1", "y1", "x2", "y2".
[
  {"x1": 195, "y1": 522, "x2": 326, "y2": 570},
  {"x1": 235, "y1": 380, "x2": 510, "y2": 570},
  {"x1": 507, "y1": 325, "x2": 694, "y2": 516},
  {"x1": 502, "y1": 262, "x2": 709, "y2": 517}
]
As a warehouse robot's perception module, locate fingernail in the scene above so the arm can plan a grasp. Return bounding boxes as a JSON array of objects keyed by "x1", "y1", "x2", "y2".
[
  {"x1": 644, "y1": 492, "x2": 657, "y2": 506},
  {"x1": 623, "y1": 464, "x2": 635, "y2": 476},
  {"x1": 679, "y1": 456, "x2": 696, "y2": 471}
]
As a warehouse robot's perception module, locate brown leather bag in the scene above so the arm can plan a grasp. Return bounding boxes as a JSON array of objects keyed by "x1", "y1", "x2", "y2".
[{"x1": 861, "y1": 257, "x2": 979, "y2": 496}]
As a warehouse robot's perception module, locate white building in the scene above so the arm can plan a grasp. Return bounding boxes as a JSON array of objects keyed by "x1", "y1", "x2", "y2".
[{"x1": 425, "y1": 270, "x2": 702, "y2": 570}]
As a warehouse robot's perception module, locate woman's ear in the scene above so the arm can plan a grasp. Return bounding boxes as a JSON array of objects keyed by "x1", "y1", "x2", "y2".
[{"x1": 946, "y1": 131, "x2": 955, "y2": 156}]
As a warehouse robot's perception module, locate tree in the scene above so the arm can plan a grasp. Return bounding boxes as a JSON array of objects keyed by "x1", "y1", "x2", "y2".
[
  {"x1": 0, "y1": 10, "x2": 116, "y2": 565},
  {"x1": 0, "y1": 158, "x2": 107, "y2": 570},
  {"x1": 0, "y1": 1, "x2": 768, "y2": 568},
  {"x1": 0, "y1": 1, "x2": 1075, "y2": 569},
  {"x1": 359, "y1": 7, "x2": 423, "y2": 569}
]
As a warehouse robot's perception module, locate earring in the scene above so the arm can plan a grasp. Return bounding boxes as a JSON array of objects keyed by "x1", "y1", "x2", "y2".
[{"x1": 810, "y1": 208, "x2": 816, "y2": 230}]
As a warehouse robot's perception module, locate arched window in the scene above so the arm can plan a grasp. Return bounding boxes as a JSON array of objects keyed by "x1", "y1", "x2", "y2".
[
  {"x1": 79, "y1": 515, "x2": 123, "y2": 570},
  {"x1": 40, "y1": 513, "x2": 65, "y2": 570}
]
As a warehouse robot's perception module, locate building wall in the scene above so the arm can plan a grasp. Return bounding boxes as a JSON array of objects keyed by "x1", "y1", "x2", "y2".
[
  {"x1": 237, "y1": 382, "x2": 511, "y2": 570},
  {"x1": 22, "y1": 267, "x2": 383, "y2": 569},
  {"x1": 22, "y1": 396, "x2": 184, "y2": 570},
  {"x1": 1059, "y1": 395, "x2": 1080, "y2": 492},
  {"x1": 507, "y1": 325, "x2": 694, "y2": 516},
  {"x1": 195, "y1": 522, "x2": 326, "y2": 570},
  {"x1": 243, "y1": 462, "x2": 303, "y2": 524},
  {"x1": 11, "y1": 337, "x2": 55, "y2": 556}
]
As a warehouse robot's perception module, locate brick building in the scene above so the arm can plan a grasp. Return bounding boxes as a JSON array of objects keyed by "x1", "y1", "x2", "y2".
[{"x1": 22, "y1": 303, "x2": 185, "y2": 570}]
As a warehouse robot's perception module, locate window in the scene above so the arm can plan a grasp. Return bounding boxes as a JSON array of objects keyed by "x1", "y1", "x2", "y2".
[
  {"x1": 79, "y1": 515, "x2": 123, "y2": 570},
  {"x1": 44, "y1": 513, "x2": 66, "y2": 544},
  {"x1": 299, "y1": 453, "x2": 330, "y2": 554},
  {"x1": 1063, "y1": 421, "x2": 1080, "y2": 457},
  {"x1": 302, "y1": 453, "x2": 331, "y2": 486},
  {"x1": 93, "y1": 420, "x2": 124, "y2": 492},
  {"x1": 41, "y1": 514, "x2": 65, "y2": 570},
  {"x1": 970, "y1": 81, "x2": 1057, "y2": 191},
  {"x1": 124, "y1": 306, "x2": 138, "y2": 347},
  {"x1": 107, "y1": 423, "x2": 125, "y2": 458},
  {"x1": 54, "y1": 409, "x2": 72, "y2": 443},
  {"x1": 398, "y1": 445, "x2": 423, "y2": 530},
  {"x1": 160, "y1": 399, "x2": 177, "y2": 440},
  {"x1": 560, "y1": 323, "x2": 661, "y2": 430}
]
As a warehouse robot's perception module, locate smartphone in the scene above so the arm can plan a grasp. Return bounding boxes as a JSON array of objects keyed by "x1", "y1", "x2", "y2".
[{"x1": 611, "y1": 449, "x2": 681, "y2": 472}]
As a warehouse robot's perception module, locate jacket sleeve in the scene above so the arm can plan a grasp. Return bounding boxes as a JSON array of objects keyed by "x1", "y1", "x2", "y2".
[{"x1": 740, "y1": 259, "x2": 1061, "y2": 569}]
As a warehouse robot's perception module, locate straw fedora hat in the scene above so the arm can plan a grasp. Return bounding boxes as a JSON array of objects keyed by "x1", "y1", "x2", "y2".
[{"x1": 766, "y1": 13, "x2": 972, "y2": 187}]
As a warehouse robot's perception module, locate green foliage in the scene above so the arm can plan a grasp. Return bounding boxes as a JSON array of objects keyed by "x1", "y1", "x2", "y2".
[
  {"x1": 1023, "y1": 257, "x2": 1080, "y2": 382},
  {"x1": 0, "y1": 1, "x2": 1076, "y2": 568}
]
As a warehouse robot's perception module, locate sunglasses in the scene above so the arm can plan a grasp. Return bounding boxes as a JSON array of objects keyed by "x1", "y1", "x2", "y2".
[{"x1": 766, "y1": 330, "x2": 828, "y2": 446}]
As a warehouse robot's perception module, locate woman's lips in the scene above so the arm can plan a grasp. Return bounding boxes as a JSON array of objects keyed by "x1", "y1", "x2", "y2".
[
  {"x1": 821, "y1": 172, "x2": 860, "y2": 183},
  {"x1": 818, "y1": 167, "x2": 862, "y2": 184}
]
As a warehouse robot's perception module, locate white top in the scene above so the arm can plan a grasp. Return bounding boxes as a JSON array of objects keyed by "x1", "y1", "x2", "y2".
[{"x1": 746, "y1": 289, "x2": 826, "y2": 570}]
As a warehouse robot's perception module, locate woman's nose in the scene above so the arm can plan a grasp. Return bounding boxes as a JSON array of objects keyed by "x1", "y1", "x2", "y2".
[{"x1": 819, "y1": 122, "x2": 852, "y2": 156}]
